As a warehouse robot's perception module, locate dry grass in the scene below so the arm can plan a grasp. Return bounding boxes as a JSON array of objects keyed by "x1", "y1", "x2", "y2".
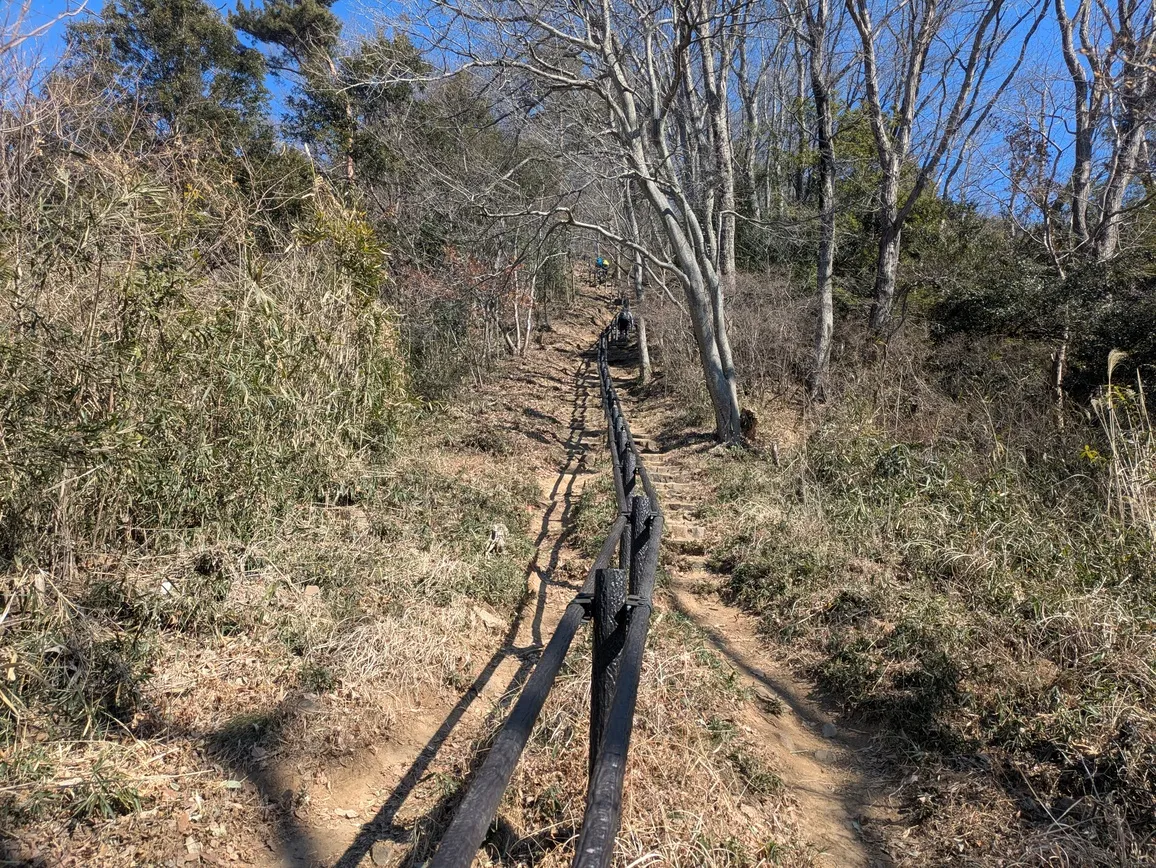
[
  {"x1": 1092, "y1": 352, "x2": 1156, "y2": 541},
  {"x1": 384, "y1": 433, "x2": 815, "y2": 868},
  {"x1": 1, "y1": 73, "x2": 404, "y2": 569},
  {"x1": 642, "y1": 272, "x2": 813, "y2": 425},
  {"x1": 0, "y1": 71, "x2": 514, "y2": 858},
  {"x1": 404, "y1": 613, "x2": 812, "y2": 868},
  {"x1": 627, "y1": 274, "x2": 1156, "y2": 862},
  {"x1": 0, "y1": 433, "x2": 541, "y2": 864},
  {"x1": 0, "y1": 31, "x2": 818, "y2": 868},
  {"x1": 698, "y1": 382, "x2": 1156, "y2": 864}
]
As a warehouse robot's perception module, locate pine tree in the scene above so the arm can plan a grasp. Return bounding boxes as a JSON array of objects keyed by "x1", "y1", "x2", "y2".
[
  {"x1": 232, "y1": 0, "x2": 353, "y2": 179},
  {"x1": 67, "y1": 0, "x2": 269, "y2": 144}
]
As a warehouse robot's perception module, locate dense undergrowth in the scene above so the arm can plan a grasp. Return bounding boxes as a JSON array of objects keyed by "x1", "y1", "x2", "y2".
[{"x1": 0, "y1": 80, "x2": 541, "y2": 860}]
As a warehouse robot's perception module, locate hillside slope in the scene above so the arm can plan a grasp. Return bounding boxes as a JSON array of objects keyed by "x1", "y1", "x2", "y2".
[{"x1": 6, "y1": 285, "x2": 883, "y2": 867}]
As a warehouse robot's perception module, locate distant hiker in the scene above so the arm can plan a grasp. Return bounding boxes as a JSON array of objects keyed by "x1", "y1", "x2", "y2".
[
  {"x1": 595, "y1": 256, "x2": 609, "y2": 284},
  {"x1": 615, "y1": 308, "x2": 634, "y2": 340}
]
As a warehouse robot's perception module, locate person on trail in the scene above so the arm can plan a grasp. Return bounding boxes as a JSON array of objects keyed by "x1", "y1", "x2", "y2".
[
  {"x1": 595, "y1": 256, "x2": 609, "y2": 284},
  {"x1": 615, "y1": 308, "x2": 634, "y2": 340}
]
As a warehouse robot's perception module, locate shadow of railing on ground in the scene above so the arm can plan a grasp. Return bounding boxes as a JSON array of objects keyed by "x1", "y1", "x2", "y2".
[{"x1": 331, "y1": 356, "x2": 598, "y2": 867}]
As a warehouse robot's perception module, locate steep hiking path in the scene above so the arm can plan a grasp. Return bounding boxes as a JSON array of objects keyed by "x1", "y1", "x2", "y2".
[
  {"x1": 246, "y1": 293, "x2": 616, "y2": 867},
  {"x1": 604, "y1": 343, "x2": 900, "y2": 867},
  {"x1": 248, "y1": 287, "x2": 895, "y2": 867}
]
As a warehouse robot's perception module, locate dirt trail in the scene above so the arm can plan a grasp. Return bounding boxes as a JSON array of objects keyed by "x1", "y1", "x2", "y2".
[
  {"x1": 609, "y1": 356, "x2": 898, "y2": 866},
  {"x1": 252, "y1": 300, "x2": 614, "y2": 867},
  {"x1": 255, "y1": 289, "x2": 895, "y2": 866}
]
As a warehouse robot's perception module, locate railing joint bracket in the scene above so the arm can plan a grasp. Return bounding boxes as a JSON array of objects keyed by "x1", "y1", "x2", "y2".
[
  {"x1": 574, "y1": 592, "x2": 594, "y2": 619},
  {"x1": 624, "y1": 594, "x2": 651, "y2": 612}
]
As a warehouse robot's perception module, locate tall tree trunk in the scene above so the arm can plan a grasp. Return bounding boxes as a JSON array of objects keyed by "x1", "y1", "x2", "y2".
[
  {"x1": 608, "y1": 29, "x2": 743, "y2": 439},
  {"x1": 624, "y1": 185, "x2": 652, "y2": 384},
  {"x1": 793, "y1": 47, "x2": 807, "y2": 204},
  {"x1": 1093, "y1": 119, "x2": 1147, "y2": 261},
  {"x1": 805, "y1": 0, "x2": 837, "y2": 399},
  {"x1": 870, "y1": 217, "x2": 902, "y2": 333},
  {"x1": 744, "y1": 134, "x2": 760, "y2": 222},
  {"x1": 641, "y1": 176, "x2": 742, "y2": 438},
  {"x1": 695, "y1": 5, "x2": 740, "y2": 429},
  {"x1": 522, "y1": 271, "x2": 535, "y2": 356},
  {"x1": 635, "y1": 310, "x2": 651, "y2": 385},
  {"x1": 1051, "y1": 312, "x2": 1069, "y2": 426},
  {"x1": 1054, "y1": 0, "x2": 1093, "y2": 248},
  {"x1": 686, "y1": 275, "x2": 742, "y2": 438}
]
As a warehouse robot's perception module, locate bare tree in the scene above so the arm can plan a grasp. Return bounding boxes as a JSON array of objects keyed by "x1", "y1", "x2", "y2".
[
  {"x1": 622, "y1": 181, "x2": 653, "y2": 383},
  {"x1": 993, "y1": 2, "x2": 1152, "y2": 413},
  {"x1": 795, "y1": 0, "x2": 851, "y2": 399},
  {"x1": 1, "y1": 1, "x2": 87, "y2": 57},
  {"x1": 734, "y1": 20, "x2": 800, "y2": 221},
  {"x1": 412, "y1": 0, "x2": 750, "y2": 438},
  {"x1": 1053, "y1": 0, "x2": 1155, "y2": 263},
  {"x1": 845, "y1": 0, "x2": 1043, "y2": 332}
]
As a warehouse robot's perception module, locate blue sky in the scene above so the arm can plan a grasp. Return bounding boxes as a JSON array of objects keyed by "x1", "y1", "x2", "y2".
[
  {"x1": 18, "y1": 0, "x2": 1074, "y2": 210},
  {"x1": 22, "y1": 0, "x2": 87, "y2": 57},
  {"x1": 23, "y1": 0, "x2": 365, "y2": 60},
  {"x1": 21, "y1": 0, "x2": 367, "y2": 118}
]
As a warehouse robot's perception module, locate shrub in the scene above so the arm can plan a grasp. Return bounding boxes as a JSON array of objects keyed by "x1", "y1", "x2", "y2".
[
  {"x1": 705, "y1": 417, "x2": 1156, "y2": 859},
  {"x1": 0, "y1": 100, "x2": 405, "y2": 569}
]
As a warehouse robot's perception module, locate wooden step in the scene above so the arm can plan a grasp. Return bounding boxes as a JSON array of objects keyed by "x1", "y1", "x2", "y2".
[{"x1": 666, "y1": 538, "x2": 707, "y2": 556}]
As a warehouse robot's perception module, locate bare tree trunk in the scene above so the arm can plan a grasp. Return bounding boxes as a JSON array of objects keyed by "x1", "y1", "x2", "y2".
[
  {"x1": 733, "y1": 11, "x2": 767, "y2": 223},
  {"x1": 639, "y1": 170, "x2": 742, "y2": 437},
  {"x1": 624, "y1": 184, "x2": 652, "y2": 384},
  {"x1": 511, "y1": 263, "x2": 524, "y2": 355},
  {"x1": 869, "y1": 218, "x2": 902, "y2": 332},
  {"x1": 793, "y1": 47, "x2": 807, "y2": 204},
  {"x1": 765, "y1": 95, "x2": 781, "y2": 217},
  {"x1": 686, "y1": 273, "x2": 742, "y2": 437},
  {"x1": 1051, "y1": 313, "x2": 1069, "y2": 426},
  {"x1": 804, "y1": 0, "x2": 837, "y2": 399},
  {"x1": 635, "y1": 311, "x2": 651, "y2": 384},
  {"x1": 522, "y1": 270, "x2": 535, "y2": 356},
  {"x1": 1093, "y1": 121, "x2": 1147, "y2": 261},
  {"x1": 614, "y1": 42, "x2": 742, "y2": 438},
  {"x1": 1069, "y1": 123, "x2": 1093, "y2": 248},
  {"x1": 695, "y1": 3, "x2": 740, "y2": 424},
  {"x1": 1054, "y1": 0, "x2": 1094, "y2": 247}
]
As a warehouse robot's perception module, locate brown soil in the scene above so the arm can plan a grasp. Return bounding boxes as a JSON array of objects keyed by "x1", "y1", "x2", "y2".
[{"x1": 236, "y1": 299, "x2": 618, "y2": 867}]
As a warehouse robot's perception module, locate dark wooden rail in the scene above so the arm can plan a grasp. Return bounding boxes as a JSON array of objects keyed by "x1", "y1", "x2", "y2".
[{"x1": 429, "y1": 321, "x2": 663, "y2": 868}]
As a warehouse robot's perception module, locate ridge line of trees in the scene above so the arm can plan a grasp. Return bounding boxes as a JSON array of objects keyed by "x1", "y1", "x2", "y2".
[{"x1": 13, "y1": 0, "x2": 1156, "y2": 438}]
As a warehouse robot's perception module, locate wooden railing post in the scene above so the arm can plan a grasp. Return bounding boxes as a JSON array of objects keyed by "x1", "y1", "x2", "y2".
[
  {"x1": 618, "y1": 504, "x2": 632, "y2": 572},
  {"x1": 628, "y1": 495, "x2": 652, "y2": 598},
  {"x1": 590, "y1": 567, "x2": 627, "y2": 781},
  {"x1": 430, "y1": 319, "x2": 663, "y2": 868}
]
